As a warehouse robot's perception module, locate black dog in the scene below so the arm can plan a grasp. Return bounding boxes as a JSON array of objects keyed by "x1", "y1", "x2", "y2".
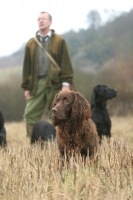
[
  {"x1": 0, "y1": 111, "x2": 7, "y2": 147},
  {"x1": 90, "y1": 85, "x2": 117, "y2": 142},
  {"x1": 31, "y1": 120, "x2": 56, "y2": 145}
]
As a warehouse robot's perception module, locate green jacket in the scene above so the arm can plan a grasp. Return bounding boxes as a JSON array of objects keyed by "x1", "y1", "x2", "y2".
[{"x1": 21, "y1": 30, "x2": 74, "y2": 95}]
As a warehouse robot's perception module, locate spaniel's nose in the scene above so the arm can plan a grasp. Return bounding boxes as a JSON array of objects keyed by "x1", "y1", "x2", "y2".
[{"x1": 52, "y1": 107, "x2": 57, "y2": 113}]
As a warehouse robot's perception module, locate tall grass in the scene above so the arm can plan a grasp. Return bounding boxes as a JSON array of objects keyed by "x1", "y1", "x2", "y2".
[{"x1": 0, "y1": 116, "x2": 132, "y2": 200}]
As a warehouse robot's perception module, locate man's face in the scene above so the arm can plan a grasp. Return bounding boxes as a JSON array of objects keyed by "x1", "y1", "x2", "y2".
[{"x1": 37, "y1": 13, "x2": 52, "y2": 31}]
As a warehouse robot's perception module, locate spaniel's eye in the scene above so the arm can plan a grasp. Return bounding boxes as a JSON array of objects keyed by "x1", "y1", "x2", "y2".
[
  {"x1": 56, "y1": 98, "x2": 59, "y2": 103},
  {"x1": 64, "y1": 98, "x2": 69, "y2": 104}
]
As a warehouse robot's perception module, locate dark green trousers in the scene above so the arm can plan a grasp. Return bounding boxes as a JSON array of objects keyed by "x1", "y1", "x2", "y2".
[{"x1": 24, "y1": 78, "x2": 60, "y2": 136}]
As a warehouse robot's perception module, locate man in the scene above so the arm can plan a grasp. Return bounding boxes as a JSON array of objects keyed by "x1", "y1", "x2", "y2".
[{"x1": 21, "y1": 11, "x2": 74, "y2": 137}]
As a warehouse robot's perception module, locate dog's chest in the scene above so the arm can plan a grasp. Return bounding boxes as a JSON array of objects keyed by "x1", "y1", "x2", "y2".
[{"x1": 57, "y1": 129, "x2": 85, "y2": 149}]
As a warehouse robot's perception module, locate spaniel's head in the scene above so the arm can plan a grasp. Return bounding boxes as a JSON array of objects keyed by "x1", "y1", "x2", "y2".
[{"x1": 51, "y1": 90, "x2": 91, "y2": 126}]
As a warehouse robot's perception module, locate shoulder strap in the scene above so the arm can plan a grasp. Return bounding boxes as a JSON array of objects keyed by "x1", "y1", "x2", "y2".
[{"x1": 34, "y1": 37, "x2": 61, "y2": 72}]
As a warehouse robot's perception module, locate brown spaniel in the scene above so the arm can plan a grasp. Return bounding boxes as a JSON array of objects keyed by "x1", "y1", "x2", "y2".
[{"x1": 51, "y1": 90, "x2": 98, "y2": 160}]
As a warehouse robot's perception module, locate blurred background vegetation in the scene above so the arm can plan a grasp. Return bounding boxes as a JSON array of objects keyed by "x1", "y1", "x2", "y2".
[{"x1": 0, "y1": 9, "x2": 133, "y2": 121}]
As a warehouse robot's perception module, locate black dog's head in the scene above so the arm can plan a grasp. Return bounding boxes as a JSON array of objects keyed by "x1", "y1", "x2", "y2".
[{"x1": 91, "y1": 85, "x2": 117, "y2": 108}]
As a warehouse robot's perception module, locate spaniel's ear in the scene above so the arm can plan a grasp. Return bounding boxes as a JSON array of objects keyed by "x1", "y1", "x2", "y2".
[
  {"x1": 51, "y1": 93, "x2": 59, "y2": 127},
  {"x1": 71, "y1": 92, "x2": 91, "y2": 122},
  {"x1": 52, "y1": 92, "x2": 59, "y2": 108}
]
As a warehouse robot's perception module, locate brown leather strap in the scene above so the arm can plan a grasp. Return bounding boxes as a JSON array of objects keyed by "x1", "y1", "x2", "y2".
[{"x1": 34, "y1": 37, "x2": 61, "y2": 72}]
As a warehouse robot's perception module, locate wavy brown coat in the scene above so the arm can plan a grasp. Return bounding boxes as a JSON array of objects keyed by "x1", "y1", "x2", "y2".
[{"x1": 51, "y1": 90, "x2": 98, "y2": 159}]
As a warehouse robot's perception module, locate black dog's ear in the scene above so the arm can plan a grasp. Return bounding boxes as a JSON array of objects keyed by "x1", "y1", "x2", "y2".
[
  {"x1": 91, "y1": 85, "x2": 100, "y2": 107},
  {"x1": 0, "y1": 111, "x2": 4, "y2": 130},
  {"x1": 94, "y1": 85, "x2": 102, "y2": 95},
  {"x1": 95, "y1": 85, "x2": 107, "y2": 96}
]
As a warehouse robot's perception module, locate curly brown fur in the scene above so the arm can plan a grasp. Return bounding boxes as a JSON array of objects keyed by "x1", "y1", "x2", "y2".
[{"x1": 51, "y1": 90, "x2": 98, "y2": 160}]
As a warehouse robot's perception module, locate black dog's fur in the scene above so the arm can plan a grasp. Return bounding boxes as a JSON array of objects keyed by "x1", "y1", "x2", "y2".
[
  {"x1": 90, "y1": 85, "x2": 117, "y2": 142},
  {"x1": 0, "y1": 111, "x2": 7, "y2": 147},
  {"x1": 31, "y1": 120, "x2": 56, "y2": 145}
]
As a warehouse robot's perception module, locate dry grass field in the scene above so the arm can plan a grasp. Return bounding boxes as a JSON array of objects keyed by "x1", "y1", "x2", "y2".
[{"x1": 0, "y1": 116, "x2": 133, "y2": 200}]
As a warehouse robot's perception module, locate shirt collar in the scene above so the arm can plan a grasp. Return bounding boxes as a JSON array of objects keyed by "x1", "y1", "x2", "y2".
[{"x1": 37, "y1": 30, "x2": 51, "y2": 38}]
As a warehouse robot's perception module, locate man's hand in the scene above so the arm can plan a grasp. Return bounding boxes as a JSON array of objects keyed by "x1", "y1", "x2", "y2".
[
  {"x1": 62, "y1": 85, "x2": 70, "y2": 91},
  {"x1": 24, "y1": 90, "x2": 30, "y2": 100}
]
